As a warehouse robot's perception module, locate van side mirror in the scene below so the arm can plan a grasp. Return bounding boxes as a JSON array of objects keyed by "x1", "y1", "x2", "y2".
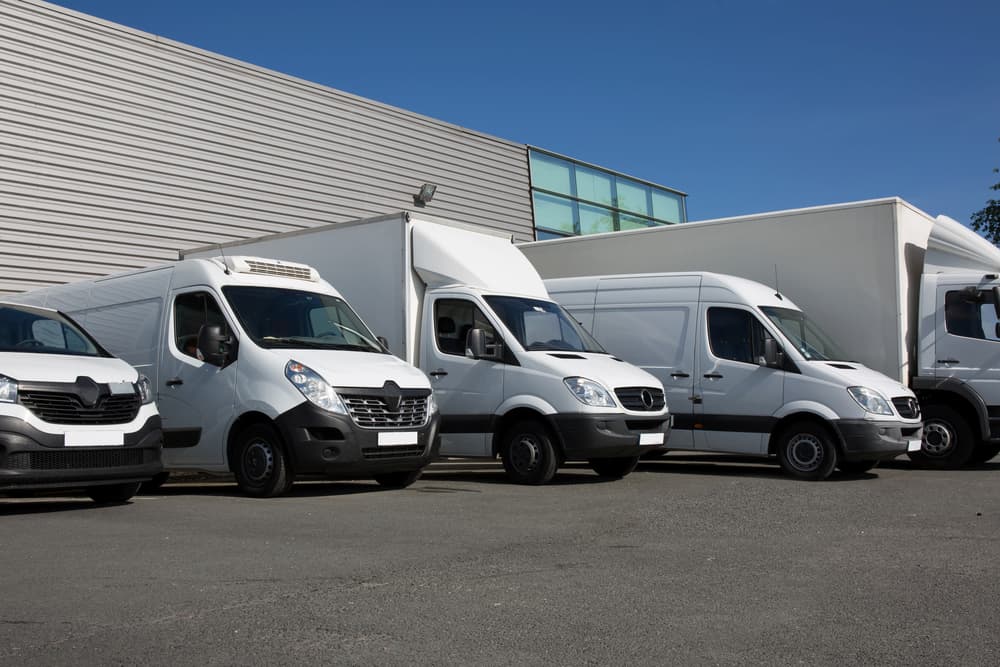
[
  {"x1": 763, "y1": 337, "x2": 782, "y2": 368},
  {"x1": 376, "y1": 335, "x2": 390, "y2": 352},
  {"x1": 197, "y1": 324, "x2": 232, "y2": 366},
  {"x1": 466, "y1": 328, "x2": 502, "y2": 361}
]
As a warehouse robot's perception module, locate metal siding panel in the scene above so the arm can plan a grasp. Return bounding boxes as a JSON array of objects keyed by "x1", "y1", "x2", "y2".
[{"x1": 0, "y1": 0, "x2": 533, "y2": 295}]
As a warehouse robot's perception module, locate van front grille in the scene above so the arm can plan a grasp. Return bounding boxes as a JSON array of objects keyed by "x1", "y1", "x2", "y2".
[
  {"x1": 18, "y1": 391, "x2": 140, "y2": 425},
  {"x1": 615, "y1": 387, "x2": 666, "y2": 412},
  {"x1": 891, "y1": 397, "x2": 920, "y2": 419},
  {"x1": 6, "y1": 449, "x2": 145, "y2": 470},
  {"x1": 341, "y1": 395, "x2": 428, "y2": 429}
]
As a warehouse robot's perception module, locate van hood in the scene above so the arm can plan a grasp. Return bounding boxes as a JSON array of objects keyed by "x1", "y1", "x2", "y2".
[
  {"x1": 0, "y1": 353, "x2": 139, "y2": 384},
  {"x1": 268, "y1": 349, "x2": 431, "y2": 390},
  {"x1": 526, "y1": 351, "x2": 665, "y2": 392},
  {"x1": 806, "y1": 360, "x2": 913, "y2": 399}
]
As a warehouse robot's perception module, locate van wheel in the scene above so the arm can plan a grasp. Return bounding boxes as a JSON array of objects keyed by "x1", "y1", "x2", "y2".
[
  {"x1": 373, "y1": 470, "x2": 422, "y2": 489},
  {"x1": 234, "y1": 424, "x2": 293, "y2": 497},
  {"x1": 140, "y1": 471, "x2": 170, "y2": 494},
  {"x1": 909, "y1": 405, "x2": 974, "y2": 469},
  {"x1": 837, "y1": 459, "x2": 878, "y2": 475},
  {"x1": 777, "y1": 422, "x2": 838, "y2": 480},
  {"x1": 968, "y1": 442, "x2": 1000, "y2": 465},
  {"x1": 589, "y1": 456, "x2": 640, "y2": 479},
  {"x1": 500, "y1": 420, "x2": 558, "y2": 485},
  {"x1": 87, "y1": 482, "x2": 141, "y2": 504}
]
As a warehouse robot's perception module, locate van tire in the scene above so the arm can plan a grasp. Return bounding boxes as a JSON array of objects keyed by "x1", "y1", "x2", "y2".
[
  {"x1": 87, "y1": 482, "x2": 141, "y2": 504},
  {"x1": 233, "y1": 423, "x2": 293, "y2": 497},
  {"x1": 837, "y1": 459, "x2": 878, "y2": 475},
  {"x1": 969, "y1": 442, "x2": 1000, "y2": 465},
  {"x1": 589, "y1": 456, "x2": 640, "y2": 479},
  {"x1": 373, "y1": 469, "x2": 423, "y2": 489},
  {"x1": 500, "y1": 420, "x2": 558, "y2": 485},
  {"x1": 909, "y1": 404, "x2": 974, "y2": 469},
  {"x1": 776, "y1": 422, "x2": 838, "y2": 480}
]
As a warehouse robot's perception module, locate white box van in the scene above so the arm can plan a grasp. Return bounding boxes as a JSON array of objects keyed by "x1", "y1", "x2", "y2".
[
  {"x1": 544, "y1": 273, "x2": 923, "y2": 480},
  {"x1": 11, "y1": 256, "x2": 440, "y2": 496},
  {"x1": 1, "y1": 302, "x2": 162, "y2": 502},
  {"x1": 184, "y1": 212, "x2": 672, "y2": 484}
]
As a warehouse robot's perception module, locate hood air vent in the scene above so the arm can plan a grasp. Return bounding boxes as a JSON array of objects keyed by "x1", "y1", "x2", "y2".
[
  {"x1": 828, "y1": 363, "x2": 856, "y2": 370},
  {"x1": 548, "y1": 353, "x2": 585, "y2": 360}
]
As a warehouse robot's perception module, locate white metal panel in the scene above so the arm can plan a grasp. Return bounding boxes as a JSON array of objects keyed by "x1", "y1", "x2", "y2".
[{"x1": 0, "y1": 0, "x2": 533, "y2": 295}]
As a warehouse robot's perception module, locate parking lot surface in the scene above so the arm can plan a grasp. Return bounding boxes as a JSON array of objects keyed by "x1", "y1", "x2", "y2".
[{"x1": 2, "y1": 455, "x2": 999, "y2": 666}]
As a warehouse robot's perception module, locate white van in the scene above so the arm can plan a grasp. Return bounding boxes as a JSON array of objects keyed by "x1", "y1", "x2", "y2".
[
  {"x1": 10, "y1": 256, "x2": 440, "y2": 496},
  {"x1": 545, "y1": 273, "x2": 923, "y2": 480},
  {"x1": 184, "y1": 213, "x2": 673, "y2": 485},
  {"x1": 0, "y1": 302, "x2": 162, "y2": 502}
]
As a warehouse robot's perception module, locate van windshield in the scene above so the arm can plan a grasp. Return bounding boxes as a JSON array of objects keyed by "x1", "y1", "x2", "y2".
[
  {"x1": 223, "y1": 287, "x2": 385, "y2": 353},
  {"x1": 760, "y1": 306, "x2": 847, "y2": 362},
  {"x1": 483, "y1": 296, "x2": 606, "y2": 353},
  {"x1": 0, "y1": 304, "x2": 106, "y2": 357}
]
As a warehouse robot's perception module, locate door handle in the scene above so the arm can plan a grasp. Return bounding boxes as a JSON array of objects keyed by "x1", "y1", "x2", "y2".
[
  {"x1": 166, "y1": 378, "x2": 184, "y2": 386},
  {"x1": 936, "y1": 359, "x2": 960, "y2": 364},
  {"x1": 670, "y1": 372, "x2": 691, "y2": 378},
  {"x1": 703, "y1": 373, "x2": 723, "y2": 379},
  {"x1": 689, "y1": 396, "x2": 703, "y2": 404},
  {"x1": 429, "y1": 370, "x2": 448, "y2": 377}
]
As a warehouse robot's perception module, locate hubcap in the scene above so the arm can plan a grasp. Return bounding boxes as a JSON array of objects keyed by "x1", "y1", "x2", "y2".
[
  {"x1": 243, "y1": 439, "x2": 274, "y2": 482},
  {"x1": 787, "y1": 433, "x2": 823, "y2": 472},
  {"x1": 509, "y1": 434, "x2": 541, "y2": 473},
  {"x1": 922, "y1": 420, "x2": 954, "y2": 457}
]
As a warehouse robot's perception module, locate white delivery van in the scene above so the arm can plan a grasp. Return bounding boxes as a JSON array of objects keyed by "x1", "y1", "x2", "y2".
[
  {"x1": 522, "y1": 198, "x2": 998, "y2": 468},
  {"x1": 544, "y1": 273, "x2": 923, "y2": 480},
  {"x1": 10, "y1": 257, "x2": 440, "y2": 496},
  {"x1": 183, "y1": 212, "x2": 671, "y2": 485},
  {"x1": 0, "y1": 302, "x2": 162, "y2": 502}
]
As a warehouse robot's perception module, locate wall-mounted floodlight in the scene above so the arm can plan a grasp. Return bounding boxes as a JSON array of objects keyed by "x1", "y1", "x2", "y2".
[{"x1": 413, "y1": 183, "x2": 437, "y2": 207}]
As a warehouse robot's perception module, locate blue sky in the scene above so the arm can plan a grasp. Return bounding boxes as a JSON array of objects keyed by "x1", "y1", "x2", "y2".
[{"x1": 48, "y1": 0, "x2": 1000, "y2": 224}]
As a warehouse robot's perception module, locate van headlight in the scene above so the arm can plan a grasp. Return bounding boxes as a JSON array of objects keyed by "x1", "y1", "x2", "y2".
[
  {"x1": 286, "y1": 360, "x2": 348, "y2": 415},
  {"x1": 0, "y1": 375, "x2": 17, "y2": 403},
  {"x1": 847, "y1": 386, "x2": 893, "y2": 416},
  {"x1": 136, "y1": 375, "x2": 154, "y2": 405},
  {"x1": 564, "y1": 377, "x2": 617, "y2": 408}
]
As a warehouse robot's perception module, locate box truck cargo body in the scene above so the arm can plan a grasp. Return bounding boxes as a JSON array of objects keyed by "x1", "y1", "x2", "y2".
[
  {"x1": 522, "y1": 197, "x2": 1000, "y2": 468},
  {"x1": 184, "y1": 212, "x2": 672, "y2": 485},
  {"x1": 0, "y1": 302, "x2": 162, "y2": 502},
  {"x1": 545, "y1": 273, "x2": 922, "y2": 480},
  {"x1": 10, "y1": 257, "x2": 440, "y2": 496}
]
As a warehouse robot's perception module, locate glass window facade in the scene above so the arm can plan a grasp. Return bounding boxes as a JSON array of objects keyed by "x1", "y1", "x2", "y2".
[{"x1": 528, "y1": 148, "x2": 686, "y2": 239}]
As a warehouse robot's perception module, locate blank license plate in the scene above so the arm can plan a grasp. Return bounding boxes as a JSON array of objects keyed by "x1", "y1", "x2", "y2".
[
  {"x1": 65, "y1": 431, "x2": 125, "y2": 447},
  {"x1": 639, "y1": 433, "x2": 664, "y2": 446},
  {"x1": 907, "y1": 439, "x2": 922, "y2": 452},
  {"x1": 378, "y1": 431, "x2": 418, "y2": 447}
]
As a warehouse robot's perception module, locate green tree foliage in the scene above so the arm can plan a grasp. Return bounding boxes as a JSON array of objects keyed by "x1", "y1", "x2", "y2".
[{"x1": 971, "y1": 138, "x2": 1000, "y2": 245}]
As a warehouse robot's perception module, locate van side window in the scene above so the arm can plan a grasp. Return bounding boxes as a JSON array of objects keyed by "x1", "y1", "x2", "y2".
[
  {"x1": 174, "y1": 292, "x2": 229, "y2": 363},
  {"x1": 945, "y1": 290, "x2": 1000, "y2": 342},
  {"x1": 434, "y1": 299, "x2": 497, "y2": 356},
  {"x1": 707, "y1": 307, "x2": 766, "y2": 365}
]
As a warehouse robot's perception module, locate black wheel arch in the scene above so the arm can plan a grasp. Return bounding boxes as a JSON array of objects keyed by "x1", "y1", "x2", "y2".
[
  {"x1": 768, "y1": 412, "x2": 844, "y2": 456},
  {"x1": 227, "y1": 411, "x2": 284, "y2": 473},
  {"x1": 912, "y1": 378, "x2": 990, "y2": 441},
  {"x1": 490, "y1": 408, "x2": 565, "y2": 460}
]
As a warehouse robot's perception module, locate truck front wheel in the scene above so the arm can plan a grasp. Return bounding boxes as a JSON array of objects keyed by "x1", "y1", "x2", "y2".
[
  {"x1": 776, "y1": 422, "x2": 838, "y2": 480},
  {"x1": 910, "y1": 405, "x2": 974, "y2": 469},
  {"x1": 589, "y1": 456, "x2": 639, "y2": 479},
  {"x1": 500, "y1": 420, "x2": 558, "y2": 485},
  {"x1": 233, "y1": 423, "x2": 294, "y2": 497},
  {"x1": 969, "y1": 442, "x2": 1000, "y2": 465}
]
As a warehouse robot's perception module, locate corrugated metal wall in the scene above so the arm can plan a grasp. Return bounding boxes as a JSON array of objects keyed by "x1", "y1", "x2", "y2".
[{"x1": 0, "y1": 0, "x2": 534, "y2": 295}]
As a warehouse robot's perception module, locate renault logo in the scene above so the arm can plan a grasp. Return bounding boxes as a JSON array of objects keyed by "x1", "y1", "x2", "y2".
[
  {"x1": 640, "y1": 389, "x2": 655, "y2": 410},
  {"x1": 383, "y1": 380, "x2": 402, "y2": 413}
]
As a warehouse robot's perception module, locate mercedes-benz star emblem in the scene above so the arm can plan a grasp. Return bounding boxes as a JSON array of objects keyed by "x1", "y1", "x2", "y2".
[{"x1": 640, "y1": 389, "x2": 654, "y2": 409}]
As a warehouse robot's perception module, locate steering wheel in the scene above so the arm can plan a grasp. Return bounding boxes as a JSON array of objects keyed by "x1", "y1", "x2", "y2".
[{"x1": 16, "y1": 339, "x2": 45, "y2": 348}]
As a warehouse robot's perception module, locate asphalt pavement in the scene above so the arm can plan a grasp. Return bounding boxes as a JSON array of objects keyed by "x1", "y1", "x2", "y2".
[{"x1": 2, "y1": 455, "x2": 998, "y2": 665}]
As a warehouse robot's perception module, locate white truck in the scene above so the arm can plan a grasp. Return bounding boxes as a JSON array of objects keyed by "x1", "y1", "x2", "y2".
[
  {"x1": 1, "y1": 301, "x2": 162, "y2": 502},
  {"x1": 543, "y1": 272, "x2": 922, "y2": 480},
  {"x1": 184, "y1": 212, "x2": 672, "y2": 485},
  {"x1": 10, "y1": 256, "x2": 440, "y2": 496},
  {"x1": 521, "y1": 197, "x2": 1000, "y2": 468}
]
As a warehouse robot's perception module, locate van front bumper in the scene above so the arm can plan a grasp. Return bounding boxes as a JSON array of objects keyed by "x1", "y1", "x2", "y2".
[
  {"x1": 274, "y1": 402, "x2": 441, "y2": 478},
  {"x1": 833, "y1": 419, "x2": 922, "y2": 461},
  {"x1": 550, "y1": 414, "x2": 671, "y2": 460},
  {"x1": 0, "y1": 415, "x2": 163, "y2": 491}
]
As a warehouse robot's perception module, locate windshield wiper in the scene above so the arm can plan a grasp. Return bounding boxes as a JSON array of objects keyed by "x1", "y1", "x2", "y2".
[{"x1": 261, "y1": 336, "x2": 329, "y2": 348}]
